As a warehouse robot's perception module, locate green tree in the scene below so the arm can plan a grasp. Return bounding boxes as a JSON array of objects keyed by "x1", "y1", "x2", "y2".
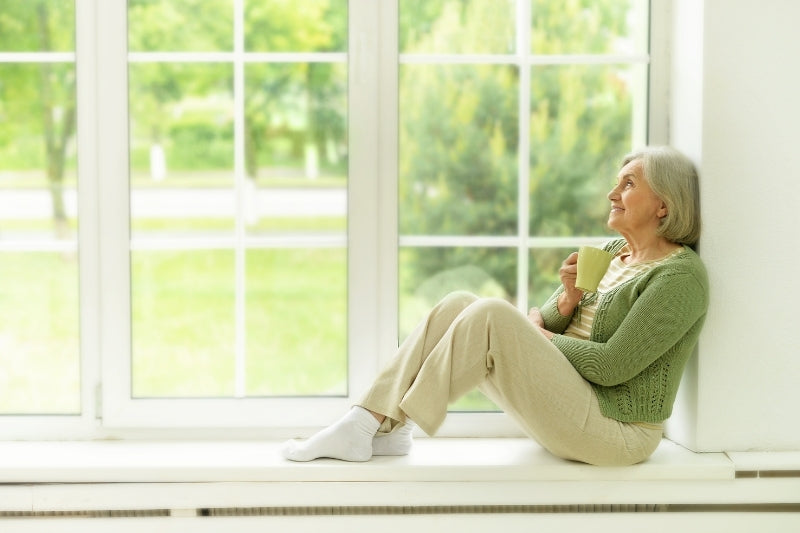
[
  {"x1": 400, "y1": 1, "x2": 518, "y2": 298},
  {"x1": 0, "y1": 1, "x2": 76, "y2": 237},
  {"x1": 128, "y1": 0, "x2": 233, "y2": 177},
  {"x1": 400, "y1": 0, "x2": 637, "y2": 298},
  {"x1": 244, "y1": 0, "x2": 346, "y2": 179},
  {"x1": 126, "y1": 0, "x2": 347, "y2": 180}
]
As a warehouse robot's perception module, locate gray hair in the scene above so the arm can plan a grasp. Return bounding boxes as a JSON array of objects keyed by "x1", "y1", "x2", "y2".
[{"x1": 622, "y1": 146, "x2": 702, "y2": 246}]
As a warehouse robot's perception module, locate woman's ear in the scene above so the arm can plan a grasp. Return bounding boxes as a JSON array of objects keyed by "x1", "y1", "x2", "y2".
[{"x1": 657, "y1": 202, "x2": 668, "y2": 219}]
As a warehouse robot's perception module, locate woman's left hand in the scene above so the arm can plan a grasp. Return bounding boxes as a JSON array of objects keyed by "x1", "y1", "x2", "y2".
[
  {"x1": 527, "y1": 307, "x2": 544, "y2": 328},
  {"x1": 528, "y1": 307, "x2": 554, "y2": 339}
]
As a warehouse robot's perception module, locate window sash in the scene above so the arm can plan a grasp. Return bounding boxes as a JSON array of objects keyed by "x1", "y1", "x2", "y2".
[{"x1": 0, "y1": 0, "x2": 668, "y2": 439}]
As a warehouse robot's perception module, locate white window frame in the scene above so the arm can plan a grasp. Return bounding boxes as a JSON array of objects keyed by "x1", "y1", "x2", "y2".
[{"x1": 0, "y1": 0, "x2": 669, "y2": 440}]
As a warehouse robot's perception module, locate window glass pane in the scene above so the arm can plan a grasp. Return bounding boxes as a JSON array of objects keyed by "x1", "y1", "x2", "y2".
[
  {"x1": 128, "y1": 0, "x2": 232, "y2": 52},
  {"x1": 529, "y1": 64, "x2": 643, "y2": 237},
  {"x1": 528, "y1": 247, "x2": 567, "y2": 308},
  {"x1": 531, "y1": 0, "x2": 649, "y2": 55},
  {"x1": 399, "y1": 64, "x2": 518, "y2": 236},
  {"x1": 0, "y1": 253, "x2": 80, "y2": 413},
  {"x1": 128, "y1": 0, "x2": 348, "y2": 400},
  {"x1": 129, "y1": 63, "x2": 234, "y2": 238},
  {"x1": 399, "y1": 247, "x2": 516, "y2": 340},
  {"x1": 400, "y1": 0, "x2": 515, "y2": 54},
  {"x1": 132, "y1": 250, "x2": 236, "y2": 397},
  {"x1": 0, "y1": 4, "x2": 80, "y2": 414},
  {"x1": 245, "y1": 0, "x2": 347, "y2": 53},
  {"x1": 244, "y1": 62, "x2": 347, "y2": 236},
  {"x1": 0, "y1": 1, "x2": 74, "y2": 52},
  {"x1": 246, "y1": 248, "x2": 346, "y2": 396}
]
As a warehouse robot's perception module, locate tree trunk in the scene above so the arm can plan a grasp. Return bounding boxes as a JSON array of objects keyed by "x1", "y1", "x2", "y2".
[{"x1": 37, "y1": 1, "x2": 75, "y2": 240}]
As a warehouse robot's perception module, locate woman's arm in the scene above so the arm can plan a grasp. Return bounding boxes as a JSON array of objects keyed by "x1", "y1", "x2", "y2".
[{"x1": 550, "y1": 271, "x2": 707, "y2": 386}]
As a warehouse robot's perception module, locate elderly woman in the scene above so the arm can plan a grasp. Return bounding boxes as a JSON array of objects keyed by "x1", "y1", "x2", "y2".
[{"x1": 282, "y1": 146, "x2": 708, "y2": 466}]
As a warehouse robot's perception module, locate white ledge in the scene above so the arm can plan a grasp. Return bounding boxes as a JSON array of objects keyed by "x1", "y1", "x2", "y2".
[
  {"x1": 2, "y1": 439, "x2": 800, "y2": 515},
  {"x1": 0, "y1": 438, "x2": 732, "y2": 484}
]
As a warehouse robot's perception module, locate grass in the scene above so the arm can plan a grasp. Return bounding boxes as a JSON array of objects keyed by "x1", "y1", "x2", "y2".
[
  {"x1": 130, "y1": 247, "x2": 348, "y2": 397},
  {"x1": 0, "y1": 252, "x2": 81, "y2": 414},
  {"x1": 0, "y1": 213, "x2": 498, "y2": 414}
]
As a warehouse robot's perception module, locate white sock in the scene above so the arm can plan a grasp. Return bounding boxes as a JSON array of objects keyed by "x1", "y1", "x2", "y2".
[
  {"x1": 281, "y1": 406, "x2": 380, "y2": 462},
  {"x1": 371, "y1": 421, "x2": 415, "y2": 456}
]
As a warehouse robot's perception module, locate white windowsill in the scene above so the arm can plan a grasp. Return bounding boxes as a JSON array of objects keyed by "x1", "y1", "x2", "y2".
[
  {"x1": 0, "y1": 437, "x2": 730, "y2": 484},
  {"x1": 1, "y1": 438, "x2": 799, "y2": 514}
]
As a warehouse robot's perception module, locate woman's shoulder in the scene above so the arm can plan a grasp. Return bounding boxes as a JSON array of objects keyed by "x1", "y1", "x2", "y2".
[
  {"x1": 651, "y1": 245, "x2": 709, "y2": 295},
  {"x1": 672, "y1": 245, "x2": 707, "y2": 274}
]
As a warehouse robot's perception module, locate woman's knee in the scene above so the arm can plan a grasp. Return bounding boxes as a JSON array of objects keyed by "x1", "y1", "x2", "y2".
[
  {"x1": 436, "y1": 291, "x2": 480, "y2": 313},
  {"x1": 463, "y1": 296, "x2": 516, "y2": 318},
  {"x1": 452, "y1": 297, "x2": 522, "y2": 333}
]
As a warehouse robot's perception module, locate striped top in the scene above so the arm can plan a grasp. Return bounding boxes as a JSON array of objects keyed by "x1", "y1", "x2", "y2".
[{"x1": 563, "y1": 245, "x2": 683, "y2": 340}]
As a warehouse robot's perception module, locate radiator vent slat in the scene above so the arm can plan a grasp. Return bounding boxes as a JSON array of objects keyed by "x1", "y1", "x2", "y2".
[
  {"x1": 205, "y1": 504, "x2": 664, "y2": 516},
  {"x1": 4, "y1": 503, "x2": 800, "y2": 519},
  {"x1": 0, "y1": 510, "x2": 170, "y2": 518}
]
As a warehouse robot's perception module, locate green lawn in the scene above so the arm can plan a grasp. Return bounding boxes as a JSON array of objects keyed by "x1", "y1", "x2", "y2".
[
  {"x1": 0, "y1": 251, "x2": 81, "y2": 414},
  {"x1": 131, "y1": 247, "x2": 348, "y2": 398},
  {"x1": 0, "y1": 214, "x2": 497, "y2": 414}
]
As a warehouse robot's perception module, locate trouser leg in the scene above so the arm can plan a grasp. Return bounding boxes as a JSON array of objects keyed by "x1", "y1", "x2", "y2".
[
  {"x1": 392, "y1": 296, "x2": 580, "y2": 436},
  {"x1": 359, "y1": 291, "x2": 478, "y2": 428},
  {"x1": 361, "y1": 293, "x2": 661, "y2": 465}
]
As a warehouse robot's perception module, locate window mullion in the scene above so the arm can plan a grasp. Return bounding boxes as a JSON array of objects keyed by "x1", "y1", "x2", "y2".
[
  {"x1": 233, "y1": 0, "x2": 247, "y2": 399},
  {"x1": 516, "y1": 0, "x2": 532, "y2": 312},
  {"x1": 376, "y1": 0, "x2": 400, "y2": 370},
  {"x1": 97, "y1": 0, "x2": 133, "y2": 426},
  {"x1": 75, "y1": 0, "x2": 101, "y2": 428},
  {"x1": 346, "y1": 0, "x2": 384, "y2": 396}
]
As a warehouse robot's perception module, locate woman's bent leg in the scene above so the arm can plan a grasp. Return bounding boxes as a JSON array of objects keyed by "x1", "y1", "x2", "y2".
[
  {"x1": 282, "y1": 291, "x2": 478, "y2": 462},
  {"x1": 466, "y1": 302, "x2": 660, "y2": 466},
  {"x1": 388, "y1": 296, "x2": 653, "y2": 465},
  {"x1": 359, "y1": 291, "x2": 479, "y2": 426},
  {"x1": 395, "y1": 297, "x2": 566, "y2": 434}
]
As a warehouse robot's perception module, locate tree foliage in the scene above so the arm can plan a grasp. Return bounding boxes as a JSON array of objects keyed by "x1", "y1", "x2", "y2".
[
  {"x1": 399, "y1": 0, "x2": 639, "y2": 300},
  {"x1": 0, "y1": 1, "x2": 76, "y2": 235},
  {"x1": 1, "y1": 0, "x2": 642, "y2": 293}
]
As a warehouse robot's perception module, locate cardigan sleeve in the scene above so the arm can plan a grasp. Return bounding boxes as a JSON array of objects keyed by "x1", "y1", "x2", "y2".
[
  {"x1": 539, "y1": 286, "x2": 574, "y2": 334},
  {"x1": 549, "y1": 269, "x2": 707, "y2": 387},
  {"x1": 539, "y1": 238, "x2": 627, "y2": 335}
]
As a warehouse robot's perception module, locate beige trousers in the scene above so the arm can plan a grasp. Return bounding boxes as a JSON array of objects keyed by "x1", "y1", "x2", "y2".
[{"x1": 359, "y1": 291, "x2": 662, "y2": 466}]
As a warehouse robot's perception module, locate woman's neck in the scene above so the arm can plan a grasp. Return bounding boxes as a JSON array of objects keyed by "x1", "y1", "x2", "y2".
[{"x1": 619, "y1": 235, "x2": 681, "y2": 265}]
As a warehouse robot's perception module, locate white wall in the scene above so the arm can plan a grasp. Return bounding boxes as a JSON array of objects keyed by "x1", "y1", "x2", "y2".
[{"x1": 666, "y1": 0, "x2": 800, "y2": 451}]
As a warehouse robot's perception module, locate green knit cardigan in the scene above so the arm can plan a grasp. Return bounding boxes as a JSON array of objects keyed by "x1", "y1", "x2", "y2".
[{"x1": 540, "y1": 239, "x2": 709, "y2": 424}]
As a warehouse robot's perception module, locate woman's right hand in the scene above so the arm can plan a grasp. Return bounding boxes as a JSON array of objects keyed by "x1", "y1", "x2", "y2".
[{"x1": 557, "y1": 252, "x2": 583, "y2": 315}]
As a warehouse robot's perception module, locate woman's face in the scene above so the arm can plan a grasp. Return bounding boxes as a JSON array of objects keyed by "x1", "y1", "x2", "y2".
[{"x1": 607, "y1": 159, "x2": 667, "y2": 238}]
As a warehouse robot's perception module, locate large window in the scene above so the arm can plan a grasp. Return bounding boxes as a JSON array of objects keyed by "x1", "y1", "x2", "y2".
[{"x1": 0, "y1": 0, "x2": 656, "y2": 437}]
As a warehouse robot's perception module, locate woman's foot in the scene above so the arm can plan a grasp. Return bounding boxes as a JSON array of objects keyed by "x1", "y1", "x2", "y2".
[
  {"x1": 280, "y1": 406, "x2": 380, "y2": 462},
  {"x1": 371, "y1": 421, "x2": 415, "y2": 456}
]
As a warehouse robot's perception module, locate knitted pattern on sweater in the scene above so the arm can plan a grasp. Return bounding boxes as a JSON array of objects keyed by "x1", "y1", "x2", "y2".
[{"x1": 540, "y1": 239, "x2": 709, "y2": 423}]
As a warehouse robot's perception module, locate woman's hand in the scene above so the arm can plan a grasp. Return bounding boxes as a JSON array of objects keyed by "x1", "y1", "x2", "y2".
[
  {"x1": 557, "y1": 251, "x2": 584, "y2": 316},
  {"x1": 527, "y1": 307, "x2": 544, "y2": 328},
  {"x1": 528, "y1": 307, "x2": 554, "y2": 340}
]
